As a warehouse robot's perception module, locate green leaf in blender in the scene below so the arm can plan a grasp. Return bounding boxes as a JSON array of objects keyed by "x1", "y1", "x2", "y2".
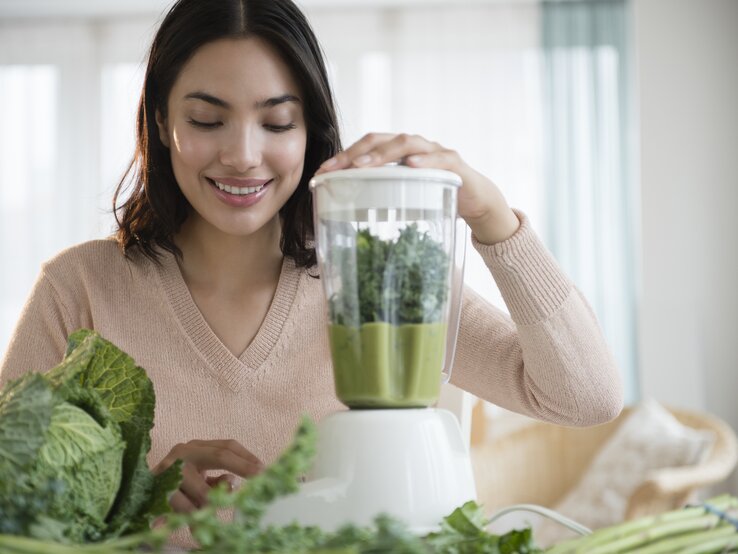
[{"x1": 330, "y1": 224, "x2": 449, "y2": 326}]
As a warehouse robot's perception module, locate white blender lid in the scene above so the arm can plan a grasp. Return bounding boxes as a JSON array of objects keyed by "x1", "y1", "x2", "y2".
[
  {"x1": 309, "y1": 165, "x2": 462, "y2": 189},
  {"x1": 310, "y1": 165, "x2": 461, "y2": 219}
]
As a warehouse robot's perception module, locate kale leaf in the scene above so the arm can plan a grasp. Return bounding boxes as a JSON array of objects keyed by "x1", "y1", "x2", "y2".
[{"x1": 330, "y1": 224, "x2": 450, "y2": 326}]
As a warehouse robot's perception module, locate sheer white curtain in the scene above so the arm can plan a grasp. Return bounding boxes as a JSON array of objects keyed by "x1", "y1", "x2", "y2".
[
  {"x1": 0, "y1": 18, "x2": 152, "y2": 353},
  {"x1": 541, "y1": 0, "x2": 638, "y2": 402}
]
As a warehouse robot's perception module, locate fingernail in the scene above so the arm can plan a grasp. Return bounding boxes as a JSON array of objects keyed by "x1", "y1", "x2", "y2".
[
  {"x1": 406, "y1": 155, "x2": 422, "y2": 165},
  {"x1": 354, "y1": 154, "x2": 372, "y2": 165},
  {"x1": 320, "y1": 157, "x2": 337, "y2": 169},
  {"x1": 228, "y1": 474, "x2": 242, "y2": 488}
]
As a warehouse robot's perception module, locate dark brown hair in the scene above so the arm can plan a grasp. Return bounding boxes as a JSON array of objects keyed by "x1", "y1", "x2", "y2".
[{"x1": 113, "y1": 0, "x2": 341, "y2": 268}]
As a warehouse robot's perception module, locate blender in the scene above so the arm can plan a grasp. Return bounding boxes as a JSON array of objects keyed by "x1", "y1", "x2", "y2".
[{"x1": 263, "y1": 165, "x2": 477, "y2": 533}]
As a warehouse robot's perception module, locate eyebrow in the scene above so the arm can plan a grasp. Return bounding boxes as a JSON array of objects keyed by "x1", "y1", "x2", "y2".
[
  {"x1": 183, "y1": 92, "x2": 301, "y2": 109},
  {"x1": 257, "y1": 94, "x2": 301, "y2": 108},
  {"x1": 184, "y1": 92, "x2": 229, "y2": 108}
]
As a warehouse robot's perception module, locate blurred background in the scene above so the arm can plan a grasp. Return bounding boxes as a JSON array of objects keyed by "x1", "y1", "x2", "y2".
[{"x1": 0, "y1": 0, "x2": 736, "y2": 494}]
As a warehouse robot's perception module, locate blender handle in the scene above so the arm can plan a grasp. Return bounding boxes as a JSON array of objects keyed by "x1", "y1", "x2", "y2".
[{"x1": 441, "y1": 219, "x2": 467, "y2": 384}]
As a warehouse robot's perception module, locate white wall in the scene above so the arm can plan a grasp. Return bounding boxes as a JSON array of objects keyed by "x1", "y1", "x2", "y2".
[{"x1": 633, "y1": 0, "x2": 738, "y2": 490}]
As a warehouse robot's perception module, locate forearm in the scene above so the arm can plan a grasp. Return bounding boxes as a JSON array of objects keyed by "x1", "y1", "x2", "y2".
[{"x1": 451, "y1": 211, "x2": 624, "y2": 426}]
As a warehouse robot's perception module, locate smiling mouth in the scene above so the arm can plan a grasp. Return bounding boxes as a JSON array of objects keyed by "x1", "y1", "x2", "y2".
[{"x1": 207, "y1": 178, "x2": 272, "y2": 196}]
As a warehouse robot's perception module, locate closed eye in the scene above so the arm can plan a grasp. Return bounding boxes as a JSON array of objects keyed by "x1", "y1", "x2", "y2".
[
  {"x1": 188, "y1": 118, "x2": 222, "y2": 129},
  {"x1": 265, "y1": 123, "x2": 297, "y2": 133}
]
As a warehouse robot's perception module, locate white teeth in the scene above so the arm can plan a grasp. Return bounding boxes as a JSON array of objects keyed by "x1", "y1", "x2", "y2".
[{"x1": 213, "y1": 180, "x2": 265, "y2": 196}]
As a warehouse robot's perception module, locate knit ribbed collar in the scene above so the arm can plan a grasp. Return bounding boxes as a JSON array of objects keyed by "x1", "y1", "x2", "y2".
[{"x1": 154, "y1": 250, "x2": 301, "y2": 392}]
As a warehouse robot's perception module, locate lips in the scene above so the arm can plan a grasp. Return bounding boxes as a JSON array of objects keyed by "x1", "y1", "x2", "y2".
[
  {"x1": 206, "y1": 177, "x2": 272, "y2": 208},
  {"x1": 206, "y1": 177, "x2": 272, "y2": 196}
]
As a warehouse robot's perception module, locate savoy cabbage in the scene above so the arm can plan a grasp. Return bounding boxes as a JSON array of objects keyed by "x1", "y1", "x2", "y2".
[{"x1": 0, "y1": 329, "x2": 181, "y2": 544}]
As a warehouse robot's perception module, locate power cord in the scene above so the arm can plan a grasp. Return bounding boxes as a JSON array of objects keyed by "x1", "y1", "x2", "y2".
[{"x1": 487, "y1": 504, "x2": 591, "y2": 536}]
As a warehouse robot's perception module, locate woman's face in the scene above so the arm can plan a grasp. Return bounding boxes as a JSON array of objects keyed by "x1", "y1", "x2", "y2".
[{"x1": 156, "y1": 37, "x2": 307, "y2": 239}]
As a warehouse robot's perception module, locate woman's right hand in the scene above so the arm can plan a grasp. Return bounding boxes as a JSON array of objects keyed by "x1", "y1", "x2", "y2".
[{"x1": 152, "y1": 439, "x2": 264, "y2": 512}]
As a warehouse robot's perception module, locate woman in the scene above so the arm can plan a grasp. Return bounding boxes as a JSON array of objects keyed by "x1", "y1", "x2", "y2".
[{"x1": 0, "y1": 0, "x2": 622, "y2": 519}]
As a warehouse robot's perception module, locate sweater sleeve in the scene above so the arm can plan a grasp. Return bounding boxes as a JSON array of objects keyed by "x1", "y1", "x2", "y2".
[
  {"x1": 0, "y1": 265, "x2": 80, "y2": 386},
  {"x1": 449, "y1": 210, "x2": 623, "y2": 426}
]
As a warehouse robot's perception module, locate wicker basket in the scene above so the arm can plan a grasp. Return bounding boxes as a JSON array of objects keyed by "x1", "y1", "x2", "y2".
[{"x1": 471, "y1": 403, "x2": 738, "y2": 521}]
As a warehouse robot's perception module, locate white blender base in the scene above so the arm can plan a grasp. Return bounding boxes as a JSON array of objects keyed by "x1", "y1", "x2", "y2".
[{"x1": 262, "y1": 408, "x2": 477, "y2": 533}]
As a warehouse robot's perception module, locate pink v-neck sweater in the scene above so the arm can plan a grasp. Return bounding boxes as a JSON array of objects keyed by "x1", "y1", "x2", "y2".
[{"x1": 1, "y1": 212, "x2": 622, "y2": 469}]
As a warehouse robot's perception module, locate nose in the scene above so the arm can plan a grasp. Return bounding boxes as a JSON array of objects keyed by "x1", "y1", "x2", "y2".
[{"x1": 219, "y1": 124, "x2": 262, "y2": 172}]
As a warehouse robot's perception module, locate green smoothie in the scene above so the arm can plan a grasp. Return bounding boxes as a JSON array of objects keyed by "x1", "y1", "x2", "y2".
[{"x1": 329, "y1": 321, "x2": 447, "y2": 408}]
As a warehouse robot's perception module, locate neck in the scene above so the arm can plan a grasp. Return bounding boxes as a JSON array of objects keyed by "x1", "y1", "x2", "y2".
[{"x1": 173, "y1": 215, "x2": 284, "y2": 294}]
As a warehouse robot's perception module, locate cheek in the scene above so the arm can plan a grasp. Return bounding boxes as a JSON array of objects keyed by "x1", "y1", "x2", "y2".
[
  {"x1": 275, "y1": 133, "x2": 307, "y2": 178},
  {"x1": 171, "y1": 126, "x2": 215, "y2": 170}
]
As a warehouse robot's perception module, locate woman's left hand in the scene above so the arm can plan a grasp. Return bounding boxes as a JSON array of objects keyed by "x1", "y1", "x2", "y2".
[{"x1": 315, "y1": 133, "x2": 520, "y2": 244}]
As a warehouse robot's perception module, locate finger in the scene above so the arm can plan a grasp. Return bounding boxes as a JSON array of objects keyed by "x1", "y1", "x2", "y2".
[
  {"x1": 316, "y1": 132, "x2": 395, "y2": 173},
  {"x1": 403, "y1": 148, "x2": 472, "y2": 179},
  {"x1": 206, "y1": 473, "x2": 240, "y2": 492},
  {"x1": 155, "y1": 440, "x2": 264, "y2": 478},
  {"x1": 169, "y1": 489, "x2": 198, "y2": 513},
  {"x1": 178, "y1": 463, "x2": 213, "y2": 508},
  {"x1": 187, "y1": 439, "x2": 263, "y2": 469},
  {"x1": 152, "y1": 453, "x2": 179, "y2": 475},
  {"x1": 180, "y1": 443, "x2": 263, "y2": 478},
  {"x1": 152, "y1": 441, "x2": 196, "y2": 475},
  {"x1": 358, "y1": 134, "x2": 441, "y2": 168}
]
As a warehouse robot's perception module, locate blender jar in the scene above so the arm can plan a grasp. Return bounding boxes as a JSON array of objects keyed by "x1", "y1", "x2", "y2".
[{"x1": 310, "y1": 165, "x2": 466, "y2": 408}]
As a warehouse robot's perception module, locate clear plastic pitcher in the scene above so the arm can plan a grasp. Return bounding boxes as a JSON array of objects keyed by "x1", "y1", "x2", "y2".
[{"x1": 310, "y1": 165, "x2": 466, "y2": 409}]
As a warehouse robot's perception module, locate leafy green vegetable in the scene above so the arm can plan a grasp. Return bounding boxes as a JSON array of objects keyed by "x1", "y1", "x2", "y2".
[
  {"x1": 329, "y1": 224, "x2": 450, "y2": 326},
  {"x1": 0, "y1": 329, "x2": 181, "y2": 545},
  {"x1": 35, "y1": 402, "x2": 125, "y2": 528},
  {"x1": 0, "y1": 373, "x2": 55, "y2": 473},
  {"x1": 422, "y1": 501, "x2": 540, "y2": 554}
]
